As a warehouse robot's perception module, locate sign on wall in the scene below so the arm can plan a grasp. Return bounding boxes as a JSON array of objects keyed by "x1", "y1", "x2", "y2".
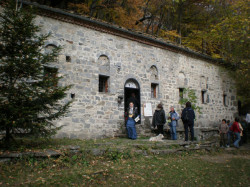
[{"x1": 143, "y1": 103, "x2": 153, "y2": 116}]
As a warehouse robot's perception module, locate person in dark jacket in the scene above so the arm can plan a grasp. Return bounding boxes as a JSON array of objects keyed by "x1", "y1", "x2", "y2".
[
  {"x1": 181, "y1": 101, "x2": 195, "y2": 141},
  {"x1": 126, "y1": 93, "x2": 139, "y2": 109},
  {"x1": 125, "y1": 102, "x2": 138, "y2": 140},
  {"x1": 152, "y1": 104, "x2": 166, "y2": 135}
]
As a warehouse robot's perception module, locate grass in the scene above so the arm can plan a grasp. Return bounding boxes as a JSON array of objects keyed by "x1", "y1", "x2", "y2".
[
  {"x1": 0, "y1": 138, "x2": 250, "y2": 186},
  {"x1": 1, "y1": 151, "x2": 249, "y2": 186}
]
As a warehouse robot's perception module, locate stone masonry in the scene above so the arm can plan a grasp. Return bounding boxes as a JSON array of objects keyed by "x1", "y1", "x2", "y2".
[{"x1": 31, "y1": 4, "x2": 238, "y2": 140}]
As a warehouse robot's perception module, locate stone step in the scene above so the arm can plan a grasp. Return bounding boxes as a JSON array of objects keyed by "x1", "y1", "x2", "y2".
[{"x1": 0, "y1": 149, "x2": 61, "y2": 159}]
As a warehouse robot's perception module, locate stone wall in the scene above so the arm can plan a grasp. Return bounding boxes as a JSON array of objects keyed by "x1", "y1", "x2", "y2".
[{"x1": 35, "y1": 15, "x2": 238, "y2": 140}]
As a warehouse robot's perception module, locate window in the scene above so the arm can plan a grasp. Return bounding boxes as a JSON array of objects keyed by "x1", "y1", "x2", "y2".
[
  {"x1": 150, "y1": 66, "x2": 158, "y2": 80},
  {"x1": 66, "y1": 56, "x2": 71, "y2": 62},
  {"x1": 200, "y1": 76, "x2": 207, "y2": 90},
  {"x1": 44, "y1": 66, "x2": 58, "y2": 86},
  {"x1": 178, "y1": 72, "x2": 186, "y2": 87},
  {"x1": 179, "y1": 88, "x2": 184, "y2": 101},
  {"x1": 151, "y1": 83, "x2": 158, "y2": 98},
  {"x1": 223, "y1": 94, "x2": 227, "y2": 106},
  {"x1": 99, "y1": 75, "x2": 109, "y2": 93},
  {"x1": 45, "y1": 44, "x2": 59, "y2": 62},
  {"x1": 98, "y1": 55, "x2": 110, "y2": 73},
  {"x1": 201, "y1": 90, "x2": 206, "y2": 104}
]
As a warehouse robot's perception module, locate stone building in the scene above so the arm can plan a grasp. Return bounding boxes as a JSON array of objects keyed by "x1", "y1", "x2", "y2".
[{"x1": 25, "y1": 2, "x2": 238, "y2": 140}]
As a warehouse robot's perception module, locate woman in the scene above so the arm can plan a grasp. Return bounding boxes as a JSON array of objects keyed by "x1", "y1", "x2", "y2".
[
  {"x1": 125, "y1": 102, "x2": 138, "y2": 140},
  {"x1": 152, "y1": 104, "x2": 166, "y2": 135}
]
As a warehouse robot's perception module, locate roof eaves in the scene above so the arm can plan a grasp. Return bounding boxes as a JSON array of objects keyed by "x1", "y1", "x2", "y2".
[{"x1": 22, "y1": 1, "x2": 234, "y2": 69}]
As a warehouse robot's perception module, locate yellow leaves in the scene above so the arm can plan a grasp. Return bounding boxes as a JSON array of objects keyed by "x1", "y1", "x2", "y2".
[
  {"x1": 159, "y1": 30, "x2": 180, "y2": 42},
  {"x1": 212, "y1": 53, "x2": 223, "y2": 59},
  {"x1": 68, "y1": 3, "x2": 89, "y2": 15}
]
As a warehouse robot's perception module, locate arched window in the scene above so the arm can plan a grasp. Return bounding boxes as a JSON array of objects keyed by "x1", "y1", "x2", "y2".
[
  {"x1": 200, "y1": 76, "x2": 207, "y2": 90},
  {"x1": 98, "y1": 55, "x2": 110, "y2": 93},
  {"x1": 150, "y1": 65, "x2": 158, "y2": 80},
  {"x1": 45, "y1": 44, "x2": 57, "y2": 54},
  {"x1": 44, "y1": 44, "x2": 58, "y2": 86},
  {"x1": 178, "y1": 72, "x2": 186, "y2": 87},
  {"x1": 125, "y1": 80, "x2": 139, "y2": 89},
  {"x1": 98, "y1": 55, "x2": 110, "y2": 74}
]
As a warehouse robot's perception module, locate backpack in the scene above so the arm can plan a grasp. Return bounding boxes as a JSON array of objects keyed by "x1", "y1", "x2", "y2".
[{"x1": 182, "y1": 109, "x2": 190, "y2": 123}]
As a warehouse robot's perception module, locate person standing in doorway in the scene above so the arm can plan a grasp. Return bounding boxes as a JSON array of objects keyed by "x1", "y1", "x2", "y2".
[
  {"x1": 181, "y1": 102, "x2": 196, "y2": 141},
  {"x1": 127, "y1": 92, "x2": 139, "y2": 109},
  {"x1": 125, "y1": 102, "x2": 138, "y2": 140},
  {"x1": 168, "y1": 106, "x2": 180, "y2": 140},
  {"x1": 152, "y1": 104, "x2": 166, "y2": 135}
]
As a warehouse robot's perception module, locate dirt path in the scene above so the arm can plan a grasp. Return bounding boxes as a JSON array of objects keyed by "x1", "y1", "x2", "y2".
[{"x1": 199, "y1": 153, "x2": 250, "y2": 163}]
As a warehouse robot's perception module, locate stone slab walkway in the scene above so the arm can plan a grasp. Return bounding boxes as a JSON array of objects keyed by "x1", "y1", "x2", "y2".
[{"x1": 0, "y1": 138, "x2": 249, "y2": 163}]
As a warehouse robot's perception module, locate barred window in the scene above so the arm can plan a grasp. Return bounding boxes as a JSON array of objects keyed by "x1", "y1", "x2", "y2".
[
  {"x1": 179, "y1": 88, "x2": 184, "y2": 101},
  {"x1": 151, "y1": 83, "x2": 158, "y2": 98},
  {"x1": 99, "y1": 75, "x2": 109, "y2": 93}
]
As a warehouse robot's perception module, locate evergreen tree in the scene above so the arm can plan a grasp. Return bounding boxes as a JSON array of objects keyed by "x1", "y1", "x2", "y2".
[{"x1": 0, "y1": 1, "x2": 72, "y2": 146}]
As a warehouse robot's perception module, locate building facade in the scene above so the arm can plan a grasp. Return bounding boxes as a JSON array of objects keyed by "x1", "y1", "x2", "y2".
[{"x1": 29, "y1": 2, "x2": 238, "y2": 140}]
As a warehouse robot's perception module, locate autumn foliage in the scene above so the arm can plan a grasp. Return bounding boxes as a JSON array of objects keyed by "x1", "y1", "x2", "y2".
[{"x1": 9, "y1": 0, "x2": 250, "y2": 106}]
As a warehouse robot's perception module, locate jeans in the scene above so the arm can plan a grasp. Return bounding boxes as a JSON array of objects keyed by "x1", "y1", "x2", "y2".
[
  {"x1": 170, "y1": 125, "x2": 177, "y2": 140},
  {"x1": 184, "y1": 122, "x2": 194, "y2": 141},
  {"x1": 227, "y1": 131, "x2": 233, "y2": 146},
  {"x1": 233, "y1": 132, "x2": 241, "y2": 148}
]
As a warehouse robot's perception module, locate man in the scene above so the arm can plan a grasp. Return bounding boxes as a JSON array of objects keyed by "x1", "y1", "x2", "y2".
[
  {"x1": 181, "y1": 102, "x2": 195, "y2": 141},
  {"x1": 168, "y1": 106, "x2": 180, "y2": 140}
]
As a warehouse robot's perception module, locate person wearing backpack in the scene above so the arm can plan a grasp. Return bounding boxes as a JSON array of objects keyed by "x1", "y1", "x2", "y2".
[{"x1": 181, "y1": 101, "x2": 195, "y2": 141}]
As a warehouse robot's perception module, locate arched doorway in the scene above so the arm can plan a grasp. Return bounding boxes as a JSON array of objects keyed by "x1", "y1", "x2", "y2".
[{"x1": 124, "y1": 79, "x2": 141, "y2": 123}]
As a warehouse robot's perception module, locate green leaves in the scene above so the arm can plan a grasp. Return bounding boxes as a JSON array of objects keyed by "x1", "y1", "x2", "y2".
[{"x1": 179, "y1": 88, "x2": 202, "y2": 114}]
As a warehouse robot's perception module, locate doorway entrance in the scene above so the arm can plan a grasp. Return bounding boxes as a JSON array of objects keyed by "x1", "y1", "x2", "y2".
[{"x1": 124, "y1": 79, "x2": 141, "y2": 123}]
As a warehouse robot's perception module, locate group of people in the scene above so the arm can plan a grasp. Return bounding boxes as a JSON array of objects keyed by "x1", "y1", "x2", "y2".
[
  {"x1": 219, "y1": 117, "x2": 248, "y2": 148},
  {"x1": 125, "y1": 99, "x2": 196, "y2": 141},
  {"x1": 124, "y1": 94, "x2": 249, "y2": 146},
  {"x1": 152, "y1": 101, "x2": 195, "y2": 141}
]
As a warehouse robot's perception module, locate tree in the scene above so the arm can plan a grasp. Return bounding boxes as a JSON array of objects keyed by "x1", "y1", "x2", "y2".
[
  {"x1": 19, "y1": 0, "x2": 250, "y2": 108},
  {"x1": 179, "y1": 88, "x2": 202, "y2": 114},
  {"x1": 0, "y1": 1, "x2": 72, "y2": 146},
  {"x1": 207, "y1": 0, "x2": 250, "y2": 107}
]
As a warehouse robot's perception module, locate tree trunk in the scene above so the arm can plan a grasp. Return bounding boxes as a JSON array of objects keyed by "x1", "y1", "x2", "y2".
[{"x1": 177, "y1": 0, "x2": 183, "y2": 44}]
